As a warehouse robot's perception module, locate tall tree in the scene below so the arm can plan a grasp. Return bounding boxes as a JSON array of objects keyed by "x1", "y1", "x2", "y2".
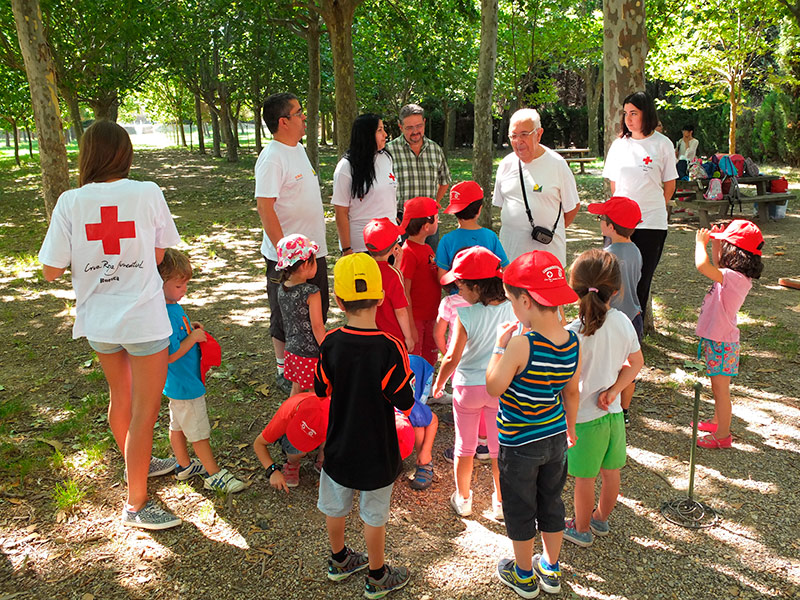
[
  {"x1": 474, "y1": 0, "x2": 499, "y2": 228},
  {"x1": 0, "y1": 62, "x2": 32, "y2": 165},
  {"x1": 11, "y1": 0, "x2": 69, "y2": 219}
]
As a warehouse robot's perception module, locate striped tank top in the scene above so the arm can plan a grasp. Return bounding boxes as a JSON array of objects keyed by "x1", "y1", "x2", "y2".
[{"x1": 497, "y1": 330, "x2": 580, "y2": 447}]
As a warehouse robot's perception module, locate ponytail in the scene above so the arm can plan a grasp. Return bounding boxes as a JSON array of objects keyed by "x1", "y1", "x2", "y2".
[{"x1": 569, "y1": 249, "x2": 621, "y2": 337}]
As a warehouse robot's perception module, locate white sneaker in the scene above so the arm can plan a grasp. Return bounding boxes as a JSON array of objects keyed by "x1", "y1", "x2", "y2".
[
  {"x1": 204, "y1": 468, "x2": 245, "y2": 493},
  {"x1": 450, "y1": 490, "x2": 473, "y2": 517},
  {"x1": 492, "y1": 492, "x2": 504, "y2": 521},
  {"x1": 428, "y1": 391, "x2": 452, "y2": 405}
]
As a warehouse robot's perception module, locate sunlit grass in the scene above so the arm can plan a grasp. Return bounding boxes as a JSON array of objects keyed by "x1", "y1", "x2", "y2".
[{"x1": 52, "y1": 478, "x2": 87, "y2": 511}]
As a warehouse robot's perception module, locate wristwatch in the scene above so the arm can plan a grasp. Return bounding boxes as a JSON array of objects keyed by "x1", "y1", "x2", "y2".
[
  {"x1": 341, "y1": 246, "x2": 351, "y2": 254},
  {"x1": 265, "y1": 463, "x2": 280, "y2": 478}
]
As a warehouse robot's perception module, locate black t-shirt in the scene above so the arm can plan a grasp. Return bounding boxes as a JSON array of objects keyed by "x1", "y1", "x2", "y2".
[{"x1": 314, "y1": 326, "x2": 414, "y2": 490}]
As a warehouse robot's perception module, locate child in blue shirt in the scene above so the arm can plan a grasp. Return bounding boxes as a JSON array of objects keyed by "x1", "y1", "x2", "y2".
[{"x1": 158, "y1": 249, "x2": 245, "y2": 494}]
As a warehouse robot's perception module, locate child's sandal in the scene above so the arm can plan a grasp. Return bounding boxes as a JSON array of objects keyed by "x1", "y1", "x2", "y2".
[{"x1": 408, "y1": 462, "x2": 434, "y2": 490}]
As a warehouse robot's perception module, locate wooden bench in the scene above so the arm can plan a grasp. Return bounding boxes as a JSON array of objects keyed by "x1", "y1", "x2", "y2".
[
  {"x1": 670, "y1": 194, "x2": 793, "y2": 227},
  {"x1": 564, "y1": 157, "x2": 597, "y2": 174}
]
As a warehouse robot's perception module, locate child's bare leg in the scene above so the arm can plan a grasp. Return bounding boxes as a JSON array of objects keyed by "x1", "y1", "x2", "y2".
[
  {"x1": 364, "y1": 523, "x2": 386, "y2": 570},
  {"x1": 490, "y1": 458, "x2": 501, "y2": 501},
  {"x1": 326, "y1": 515, "x2": 346, "y2": 553},
  {"x1": 512, "y1": 538, "x2": 534, "y2": 571},
  {"x1": 192, "y1": 439, "x2": 220, "y2": 475},
  {"x1": 540, "y1": 531, "x2": 564, "y2": 567},
  {"x1": 710, "y1": 374, "x2": 732, "y2": 437},
  {"x1": 416, "y1": 413, "x2": 438, "y2": 465},
  {"x1": 621, "y1": 381, "x2": 635, "y2": 411},
  {"x1": 169, "y1": 429, "x2": 191, "y2": 467},
  {"x1": 286, "y1": 452, "x2": 305, "y2": 465},
  {"x1": 595, "y1": 468, "x2": 620, "y2": 522},
  {"x1": 573, "y1": 476, "x2": 596, "y2": 532},
  {"x1": 454, "y1": 455, "x2": 474, "y2": 499}
]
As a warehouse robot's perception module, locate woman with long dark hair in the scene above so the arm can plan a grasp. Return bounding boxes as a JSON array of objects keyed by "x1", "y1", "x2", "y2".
[
  {"x1": 333, "y1": 114, "x2": 398, "y2": 254},
  {"x1": 601, "y1": 91, "x2": 678, "y2": 325}
]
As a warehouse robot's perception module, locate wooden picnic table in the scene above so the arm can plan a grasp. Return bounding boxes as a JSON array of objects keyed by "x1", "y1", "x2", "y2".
[
  {"x1": 672, "y1": 175, "x2": 793, "y2": 227},
  {"x1": 553, "y1": 148, "x2": 596, "y2": 174}
]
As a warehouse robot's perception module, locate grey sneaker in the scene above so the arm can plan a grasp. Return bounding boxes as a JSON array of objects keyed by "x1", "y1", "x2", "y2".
[
  {"x1": 497, "y1": 558, "x2": 540, "y2": 599},
  {"x1": 364, "y1": 564, "x2": 410, "y2": 599},
  {"x1": 175, "y1": 458, "x2": 208, "y2": 480},
  {"x1": 532, "y1": 554, "x2": 561, "y2": 594},
  {"x1": 276, "y1": 373, "x2": 293, "y2": 395},
  {"x1": 327, "y1": 547, "x2": 369, "y2": 581},
  {"x1": 563, "y1": 518, "x2": 593, "y2": 547},
  {"x1": 204, "y1": 468, "x2": 245, "y2": 493},
  {"x1": 122, "y1": 500, "x2": 181, "y2": 530},
  {"x1": 123, "y1": 456, "x2": 178, "y2": 482},
  {"x1": 590, "y1": 515, "x2": 610, "y2": 536}
]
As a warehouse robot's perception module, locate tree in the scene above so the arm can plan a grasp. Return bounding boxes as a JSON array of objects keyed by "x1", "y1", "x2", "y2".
[
  {"x1": 11, "y1": 0, "x2": 69, "y2": 219},
  {"x1": 0, "y1": 62, "x2": 32, "y2": 165},
  {"x1": 474, "y1": 0, "x2": 499, "y2": 228}
]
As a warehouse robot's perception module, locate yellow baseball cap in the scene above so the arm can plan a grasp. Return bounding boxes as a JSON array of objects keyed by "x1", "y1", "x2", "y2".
[{"x1": 333, "y1": 253, "x2": 384, "y2": 302}]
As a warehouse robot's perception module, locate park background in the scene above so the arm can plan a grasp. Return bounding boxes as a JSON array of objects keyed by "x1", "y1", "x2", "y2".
[{"x1": 2, "y1": 0, "x2": 800, "y2": 599}]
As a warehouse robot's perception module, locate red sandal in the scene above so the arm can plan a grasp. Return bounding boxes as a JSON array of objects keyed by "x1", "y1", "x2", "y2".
[{"x1": 696, "y1": 433, "x2": 732, "y2": 449}]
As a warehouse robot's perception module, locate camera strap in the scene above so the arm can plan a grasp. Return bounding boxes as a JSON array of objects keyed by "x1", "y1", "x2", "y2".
[{"x1": 518, "y1": 160, "x2": 562, "y2": 232}]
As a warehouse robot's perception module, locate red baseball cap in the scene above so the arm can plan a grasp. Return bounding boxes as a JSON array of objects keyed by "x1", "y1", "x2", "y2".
[
  {"x1": 503, "y1": 251, "x2": 579, "y2": 306},
  {"x1": 400, "y1": 196, "x2": 439, "y2": 230},
  {"x1": 446, "y1": 181, "x2": 483, "y2": 214},
  {"x1": 198, "y1": 331, "x2": 221, "y2": 385},
  {"x1": 710, "y1": 219, "x2": 764, "y2": 256},
  {"x1": 440, "y1": 246, "x2": 503, "y2": 285},
  {"x1": 587, "y1": 196, "x2": 642, "y2": 230},
  {"x1": 363, "y1": 217, "x2": 404, "y2": 252},
  {"x1": 285, "y1": 394, "x2": 331, "y2": 453}
]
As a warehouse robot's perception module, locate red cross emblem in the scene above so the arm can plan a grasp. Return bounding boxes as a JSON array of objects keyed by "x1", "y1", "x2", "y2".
[
  {"x1": 389, "y1": 172, "x2": 396, "y2": 181},
  {"x1": 85, "y1": 206, "x2": 136, "y2": 255},
  {"x1": 643, "y1": 156, "x2": 652, "y2": 165}
]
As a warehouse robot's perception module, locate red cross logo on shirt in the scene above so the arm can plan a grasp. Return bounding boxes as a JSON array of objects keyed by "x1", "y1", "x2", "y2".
[
  {"x1": 389, "y1": 172, "x2": 396, "y2": 181},
  {"x1": 85, "y1": 206, "x2": 136, "y2": 255},
  {"x1": 643, "y1": 156, "x2": 653, "y2": 165}
]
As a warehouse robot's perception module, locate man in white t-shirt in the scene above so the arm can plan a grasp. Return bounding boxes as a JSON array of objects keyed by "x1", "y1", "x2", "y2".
[
  {"x1": 493, "y1": 108, "x2": 580, "y2": 268},
  {"x1": 255, "y1": 93, "x2": 329, "y2": 392}
]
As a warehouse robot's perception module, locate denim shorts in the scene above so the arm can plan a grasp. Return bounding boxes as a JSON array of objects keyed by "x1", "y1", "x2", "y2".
[
  {"x1": 279, "y1": 434, "x2": 303, "y2": 457},
  {"x1": 88, "y1": 338, "x2": 169, "y2": 357},
  {"x1": 317, "y1": 469, "x2": 394, "y2": 527},
  {"x1": 499, "y1": 433, "x2": 568, "y2": 541}
]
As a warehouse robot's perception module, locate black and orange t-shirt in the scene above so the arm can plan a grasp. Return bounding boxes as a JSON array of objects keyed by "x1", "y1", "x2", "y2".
[{"x1": 314, "y1": 326, "x2": 414, "y2": 490}]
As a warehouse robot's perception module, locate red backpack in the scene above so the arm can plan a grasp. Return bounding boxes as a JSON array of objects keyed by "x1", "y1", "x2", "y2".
[
  {"x1": 771, "y1": 177, "x2": 789, "y2": 193},
  {"x1": 729, "y1": 154, "x2": 745, "y2": 177}
]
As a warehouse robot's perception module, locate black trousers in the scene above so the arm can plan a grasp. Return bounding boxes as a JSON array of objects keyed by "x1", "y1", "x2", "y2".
[{"x1": 630, "y1": 228, "x2": 668, "y2": 324}]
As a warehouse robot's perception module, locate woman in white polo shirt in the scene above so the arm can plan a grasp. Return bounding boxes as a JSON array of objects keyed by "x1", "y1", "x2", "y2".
[{"x1": 333, "y1": 114, "x2": 398, "y2": 254}]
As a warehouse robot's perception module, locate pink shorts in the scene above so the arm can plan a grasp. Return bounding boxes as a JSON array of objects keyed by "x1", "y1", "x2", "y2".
[
  {"x1": 284, "y1": 351, "x2": 318, "y2": 390},
  {"x1": 453, "y1": 384, "x2": 499, "y2": 458}
]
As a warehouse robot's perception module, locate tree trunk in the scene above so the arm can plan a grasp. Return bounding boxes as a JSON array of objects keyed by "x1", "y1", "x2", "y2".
[
  {"x1": 25, "y1": 125, "x2": 33, "y2": 155},
  {"x1": 473, "y1": 0, "x2": 499, "y2": 229},
  {"x1": 11, "y1": 0, "x2": 70, "y2": 220},
  {"x1": 218, "y1": 89, "x2": 238, "y2": 162},
  {"x1": 90, "y1": 93, "x2": 119, "y2": 122},
  {"x1": 209, "y1": 109, "x2": 222, "y2": 158},
  {"x1": 319, "y1": 0, "x2": 362, "y2": 158},
  {"x1": 62, "y1": 87, "x2": 83, "y2": 143},
  {"x1": 254, "y1": 98, "x2": 263, "y2": 154},
  {"x1": 179, "y1": 118, "x2": 187, "y2": 147},
  {"x1": 6, "y1": 118, "x2": 21, "y2": 166},
  {"x1": 602, "y1": 0, "x2": 648, "y2": 158},
  {"x1": 194, "y1": 94, "x2": 205, "y2": 154},
  {"x1": 728, "y1": 81, "x2": 737, "y2": 154},
  {"x1": 305, "y1": 13, "x2": 322, "y2": 173},
  {"x1": 443, "y1": 100, "x2": 455, "y2": 154},
  {"x1": 320, "y1": 112, "x2": 327, "y2": 146},
  {"x1": 584, "y1": 64, "x2": 602, "y2": 156}
]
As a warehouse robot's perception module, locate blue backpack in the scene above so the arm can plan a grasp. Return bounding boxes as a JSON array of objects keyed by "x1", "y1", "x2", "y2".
[{"x1": 718, "y1": 155, "x2": 738, "y2": 178}]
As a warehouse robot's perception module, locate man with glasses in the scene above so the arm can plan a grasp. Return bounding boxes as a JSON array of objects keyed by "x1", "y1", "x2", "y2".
[
  {"x1": 492, "y1": 108, "x2": 580, "y2": 267},
  {"x1": 255, "y1": 93, "x2": 329, "y2": 394},
  {"x1": 386, "y1": 104, "x2": 451, "y2": 251}
]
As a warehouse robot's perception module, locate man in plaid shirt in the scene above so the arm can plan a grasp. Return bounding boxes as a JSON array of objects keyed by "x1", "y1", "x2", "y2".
[{"x1": 387, "y1": 104, "x2": 451, "y2": 251}]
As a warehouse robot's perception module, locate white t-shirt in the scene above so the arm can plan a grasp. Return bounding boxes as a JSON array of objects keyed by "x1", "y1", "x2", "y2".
[
  {"x1": 567, "y1": 308, "x2": 640, "y2": 423},
  {"x1": 676, "y1": 138, "x2": 698, "y2": 161},
  {"x1": 254, "y1": 140, "x2": 328, "y2": 260},
  {"x1": 602, "y1": 132, "x2": 679, "y2": 230},
  {"x1": 331, "y1": 151, "x2": 397, "y2": 252},
  {"x1": 493, "y1": 147, "x2": 579, "y2": 267},
  {"x1": 38, "y1": 179, "x2": 181, "y2": 343}
]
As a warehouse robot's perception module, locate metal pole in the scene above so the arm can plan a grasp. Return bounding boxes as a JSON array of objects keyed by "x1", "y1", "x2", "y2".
[{"x1": 687, "y1": 382, "x2": 702, "y2": 501}]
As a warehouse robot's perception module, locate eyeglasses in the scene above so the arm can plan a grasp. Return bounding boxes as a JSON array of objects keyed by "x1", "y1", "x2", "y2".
[
  {"x1": 508, "y1": 129, "x2": 538, "y2": 142},
  {"x1": 403, "y1": 123, "x2": 425, "y2": 132},
  {"x1": 281, "y1": 109, "x2": 305, "y2": 120}
]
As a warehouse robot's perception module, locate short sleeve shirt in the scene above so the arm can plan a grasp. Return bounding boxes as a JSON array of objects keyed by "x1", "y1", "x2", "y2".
[
  {"x1": 277, "y1": 282, "x2": 321, "y2": 358},
  {"x1": 399, "y1": 240, "x2": 441, "y2": 320},
  {"x1": 254, "y1": 140, "x2": 328, "y2": 260},
  {"x1": 260, "y1": 393, "x2": 324, "y2": 444},
  {"x1": 164, "y1": 303, "x2": 205, "y2": 400},
  {"x1": 38, "y1": 179, "x2": 181, "y2": 343},
  {"x1": 435, "y1": 227, "x2": 509, "y2": 270},
  {"x1": 454, "y1": 301, "x2": 516, "y2": 386},
  {"x1": 606, "y1": 242, "x2": 643, "y2": 320},
  {"x1": 696, "y1": 268, "x2": 752, "y2": 343},
  {"x1": 493, "y1": 147, "x2": 579, "y2": 266},
  {"x1": 375, "y1": 261, "x2": 409, "y2": 340},
  {"x1": 386, "y1": 136, "x2": 451, "y2": 205}
]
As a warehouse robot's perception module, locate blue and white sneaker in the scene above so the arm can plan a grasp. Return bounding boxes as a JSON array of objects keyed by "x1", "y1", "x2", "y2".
[
  {"x1": 497, "y1": 558, "x2": 539, "y2": 599},
  {"x1": 174, "y1": 458, "x2": 208, "y2": 480},
  {"x1": 532, "y1": 554, "x2": 561, "y2": 594},
  {"x1": 563, "y1": 518, "x2": 593, "y2": 547},
  {"x1": 204, "y1": 468, "x2": 245, "y2": 493}
]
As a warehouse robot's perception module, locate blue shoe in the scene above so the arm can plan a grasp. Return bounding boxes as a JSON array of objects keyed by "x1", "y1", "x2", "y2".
[
  {"x1": 174, "y1": 458, "x2": 208, "y2": 481},
  {"x1": 475, "y1": 444, "x2": 490, "y2": 461},
  {"x1": 409, "y1": 462, "x2": 434, "y2": 490},
  {"x1": 443, "y1": 447, "x2": 454, "y2": 464},
  {"x1": 590, "y1": 515, "x2": 610, "y2": 537},
  {"x1": 497, "y1": 558, "x2": 539, "y2": 599},
  {"x1": 533, "y1": 554, "x2": 561, "y2": 594},
  {"x1": 563, "y1": 518, "x2": 593, "y2": 547}
]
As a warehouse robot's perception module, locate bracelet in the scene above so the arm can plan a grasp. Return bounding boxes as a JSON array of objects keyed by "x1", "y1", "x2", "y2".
[
  {"x1": 265, "y1": 463, "x2": 280, "y2": 477},
  {"x1": 341, "y1": 246, "x2": 351, "y2": 253},
  {"x1": 493, "y1": 346, "x2": 506, "y2": 355}
]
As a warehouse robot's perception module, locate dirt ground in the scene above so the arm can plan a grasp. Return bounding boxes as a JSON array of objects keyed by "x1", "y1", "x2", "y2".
[{"x1": 1, "y1": 149, "x2": 799, "y2": 600}]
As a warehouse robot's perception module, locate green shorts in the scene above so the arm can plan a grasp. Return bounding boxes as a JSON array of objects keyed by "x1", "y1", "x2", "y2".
[{"x1": 567, "y1": 412, "x2": 626, "y2": 478}]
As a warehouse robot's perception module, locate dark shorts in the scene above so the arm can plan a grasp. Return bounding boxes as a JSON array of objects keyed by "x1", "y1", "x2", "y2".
[
  {"x1": 499, "y1": 433, "x2": 568, "y2": 541},
  {"x1": 265, "y1": 256, "x2": 330, "y2": 342}
]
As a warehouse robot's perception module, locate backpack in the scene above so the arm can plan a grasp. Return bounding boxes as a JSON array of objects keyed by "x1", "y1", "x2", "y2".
[
  {"x1": 744, "y1": 157, "x2": 760, "y2": 177},
  {"x1": 718, "y1": 155, "x2": 738, "y2": 177},
  {"x1": 771, "y1": 177, "x2": 789, "y2": 193},
  {"x1": 689, "y1": 158, "x2": 707, "y2": 179},
  {"x1": 676, "y1": 159, "x2": 689, "y2": 180},
  {"x1": 704, "y1": 178, "x2": 723, "y2": 201},
  {"x1": 729, "y1": 154, "x2": 745, "y2": 177}
]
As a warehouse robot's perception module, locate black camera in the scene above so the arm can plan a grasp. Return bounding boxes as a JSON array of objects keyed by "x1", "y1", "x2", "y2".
[{"x1": 531, "y1": 226, "x2": 554, "y2": 245}]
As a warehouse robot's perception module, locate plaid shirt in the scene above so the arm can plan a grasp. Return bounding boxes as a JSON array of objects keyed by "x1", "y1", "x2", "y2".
[{"x1": 386, "y1": 136, "x2": 451, "y2": 205}]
